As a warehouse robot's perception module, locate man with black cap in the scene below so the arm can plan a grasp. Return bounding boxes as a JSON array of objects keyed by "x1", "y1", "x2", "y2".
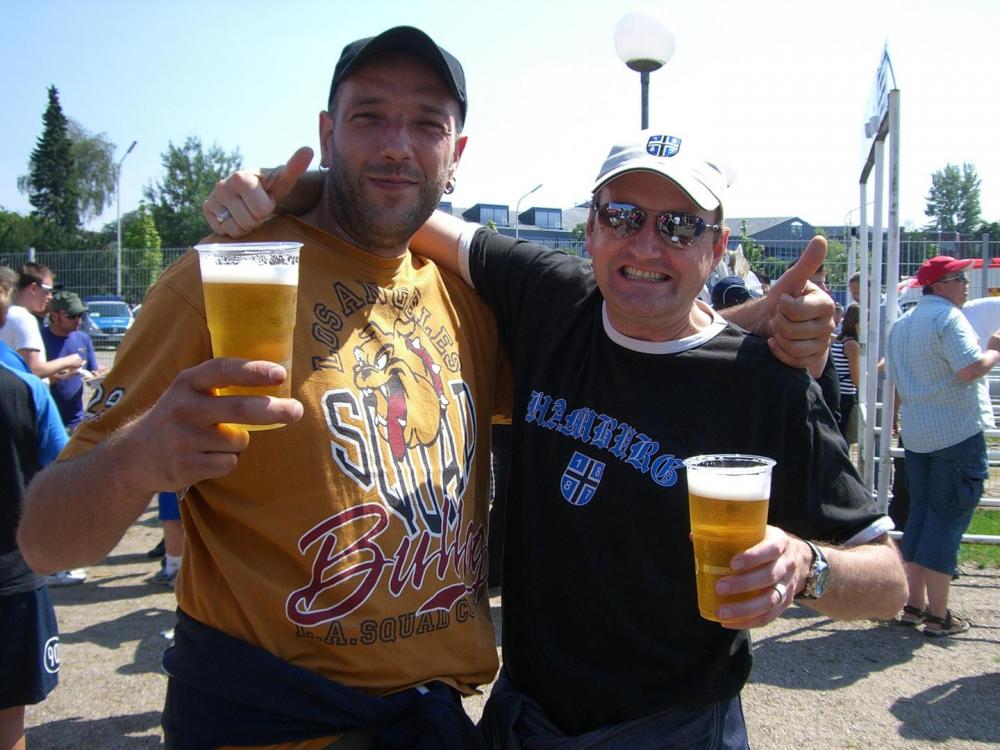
[
  {"x1": 42, "y1": 291, "x2": 103, "y2": 433},
  {"x1": 21, "y1": 26, "x2": 498, "y2": 748},
  {"x1": 886, "y1": 255, "x2": 998, "y2": 637},
  {"x1": 203, "y1": 129, "x2": 906, "y2": 747}
]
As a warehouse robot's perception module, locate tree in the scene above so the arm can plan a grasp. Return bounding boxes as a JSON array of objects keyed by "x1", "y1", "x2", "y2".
[
  {"x1": 18, "y1": 86, "x2": 79, "y2": 238},
  {"x1": 924, "y1": 162, "x2": 981, "y2": 235},
  {"x1": 122, "y1": 204, "x2": 163, "y2": 300},
  {"x1": 737, "y1": 221, "x2": 765, "y2": 268},
  {"x1": 814, "y1": 228, "x2": 847, "y2": 290},
  {"x1": 144, "y1": 137, "x2": 242, "y2": 248},
  {"x1": 67, "y1": 120, "x2": 117, "y2": 223},
  {"x1": 978, "y1": 220, "x2": 1000, "y2": 239},
  {"x1": 0, "y1": 209, "x2": 37, "y2": 252},
  {"x1": 122, "y1": 203, "x2": 161, "y2": 251}
]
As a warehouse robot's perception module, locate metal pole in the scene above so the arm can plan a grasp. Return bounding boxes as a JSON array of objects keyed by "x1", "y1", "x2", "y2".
[
  {"x1": 115, "y1": 140, "x2": 137, "y2": 299},
  {"x1": 514, "y1": 183, "x2": 543, "y2": 240},
  {"x1": 877, "y1": 90, "x2": 901, "y2": 511},
  {"x1": 640, "y1": 70, "x2": 650, "y2": 130}
]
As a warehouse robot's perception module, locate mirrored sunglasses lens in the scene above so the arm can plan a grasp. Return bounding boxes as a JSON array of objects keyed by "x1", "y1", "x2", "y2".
[
  {"x1": 658, "y1": 214, "x2": 705, "y2": 246},
  {"x1": 600, "y1": 204, "x2": 644, "y2": 238}
]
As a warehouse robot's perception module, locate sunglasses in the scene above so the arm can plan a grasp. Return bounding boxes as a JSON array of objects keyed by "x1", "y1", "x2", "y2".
[
  {"x1": 39, "y1": 282, "x2": 54, "y2": 292},
  {"x1": 937, "y1": 272, "x2": 968, "y2": 284},
  {"x1": 64, "y1": 313, "x2": 83, "y2": 319},
  {"x1": 593, "y1": 202, "x2": 721, "y2": 249}
]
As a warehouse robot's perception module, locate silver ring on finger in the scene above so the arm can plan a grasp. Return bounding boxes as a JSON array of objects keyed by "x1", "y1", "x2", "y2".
[
  {"x1": 771, "y1": 582, "x2": 788, "y2": 601},
  {"x1": 215, "y1": 208, "x2": 232, "y2": 224}
]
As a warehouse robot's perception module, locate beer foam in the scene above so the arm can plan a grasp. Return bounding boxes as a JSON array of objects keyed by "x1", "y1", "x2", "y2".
[
  {"x1": 199, "y1": 261, "x2": 298, "y2": 285},
  {"x1": 686, "y1": 470, "x2": 771, "y2": 501}
]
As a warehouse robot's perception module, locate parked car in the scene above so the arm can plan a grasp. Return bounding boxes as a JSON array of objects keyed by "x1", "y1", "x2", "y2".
[{"x1": 83, "y1": 296, "x2": 134, "y2": 348}]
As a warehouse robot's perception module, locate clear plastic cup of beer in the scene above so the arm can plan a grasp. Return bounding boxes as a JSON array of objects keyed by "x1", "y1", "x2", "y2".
[
  {"x1": 195, "y1": 241, "x2": 301, "y2": 431},
  {"x1": 683, "y1": 454, "x2": 776, "y2": 622}
]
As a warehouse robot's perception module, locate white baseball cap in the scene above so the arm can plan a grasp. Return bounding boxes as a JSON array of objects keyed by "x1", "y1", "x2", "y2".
[{"x1": 591, "y1": 132, "x2": 734, "y2": 212}]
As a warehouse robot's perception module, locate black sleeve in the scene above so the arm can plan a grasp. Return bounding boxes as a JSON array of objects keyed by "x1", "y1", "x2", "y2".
[
  {"x1": 466, "y1": 229, "x2": 595, "y2": 359},
  {"x1": 770, "y1": 370, "x2": 881, "y2": 544}
]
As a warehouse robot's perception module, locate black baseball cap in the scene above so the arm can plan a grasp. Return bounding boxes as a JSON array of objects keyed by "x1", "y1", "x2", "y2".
[
  {"x1": 328, "y1": 26, "x2": 467, "y2": 127},
  {"x1": 711, "y1": 276, "x2": 751, "y2": 310}
]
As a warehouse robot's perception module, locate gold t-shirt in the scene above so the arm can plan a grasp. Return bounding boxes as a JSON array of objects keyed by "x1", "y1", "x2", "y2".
[{"x1": 66, "y1": 217, "x2": 505, "y2": 748}]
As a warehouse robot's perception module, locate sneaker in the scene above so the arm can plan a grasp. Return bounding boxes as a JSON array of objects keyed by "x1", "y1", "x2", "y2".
[
  {"x1": 150, "y1": 566, "x2": 177, "y2": 588},
  {"x1": 146, "y1": 539, "x2": 166, "y2": 559},
  {"x1": 46, "y1": 569, "x2": 87, "y2": 587},
  {"x1": 923, "y1": 610, "x2": 971, "y2": 637}
]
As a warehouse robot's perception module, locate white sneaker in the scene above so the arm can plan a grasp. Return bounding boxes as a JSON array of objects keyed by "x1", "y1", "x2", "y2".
[{"x1": 45, "y1": 569, "x2": 87, "y2": 587}]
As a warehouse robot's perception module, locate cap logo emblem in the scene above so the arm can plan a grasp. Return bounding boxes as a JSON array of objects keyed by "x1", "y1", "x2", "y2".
[{"x1": 646, "y1": 134, "x2": 681, "y2": 158}]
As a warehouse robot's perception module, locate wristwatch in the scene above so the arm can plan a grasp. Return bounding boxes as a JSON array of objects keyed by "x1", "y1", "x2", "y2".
[{"x1": 796, "y1": 540, "x2": 830, "y2": 600}]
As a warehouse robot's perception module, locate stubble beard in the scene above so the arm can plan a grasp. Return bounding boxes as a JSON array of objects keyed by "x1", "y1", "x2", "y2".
[{"x1": 325, "y1": 150, "x2": 448, "y2": 253}]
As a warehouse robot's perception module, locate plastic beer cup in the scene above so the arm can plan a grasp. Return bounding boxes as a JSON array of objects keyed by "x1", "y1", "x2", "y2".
[
  {"x1": 683, "y1": 454, "x2": 776, "y2": 622},
  {"x1": 195, "y1": 242, "x2": 301, "y2": 431}
]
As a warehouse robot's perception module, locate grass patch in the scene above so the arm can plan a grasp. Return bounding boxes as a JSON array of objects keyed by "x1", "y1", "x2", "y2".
[{"x1": 960, "y1": 508, "x2": 1000, "y2": 569}]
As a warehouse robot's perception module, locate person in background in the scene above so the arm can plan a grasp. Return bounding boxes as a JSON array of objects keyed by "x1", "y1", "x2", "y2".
[
  {"x1": 710, "y1": 276, "x2": 751, "y2": 310},
  {"x1": 41, "y1": 292, "x2": 104, "y2": 433},
  {"x1": 0, "y1": 265, "x2": 67, "y2": 750},
  {"x1": 886, "y1": 256, "x2": 998, "y2": 636},
  {"x1": 0, "y1": 264, "x2": 83, "y2": 381},
  {"x1": 0, "y1": 268, "x2": 30, "y2": 374},
  {"x1": 149, "y1": 492, "x2": 183, "y2": 588},
  {"x1": 830, "y1": 303, "x2": 861, "y2": 441}
]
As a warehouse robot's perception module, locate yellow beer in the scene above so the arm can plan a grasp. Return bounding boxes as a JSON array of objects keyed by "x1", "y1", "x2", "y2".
[
  {"x1": 684, "y1": 455, "x2": 774, "y2": 622},
  {"x1": 197, "y1": 242, "x2": 301, "y2": 431}
]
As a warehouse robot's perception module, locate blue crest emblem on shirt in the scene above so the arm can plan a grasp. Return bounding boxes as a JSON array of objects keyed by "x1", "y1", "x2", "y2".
[
  {"x1": 646, "y1": 134, "x2": 681, "y2": 158},
  {"x1": 561, "y1": 451, "x2": 606, "y2": 506}
]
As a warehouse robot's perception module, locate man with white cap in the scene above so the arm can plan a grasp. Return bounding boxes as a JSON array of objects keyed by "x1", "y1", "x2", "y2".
[
  {"x1": 206, "y1": 131, "x2": 906, "y2": 747},
  {"x1": 886, "y1": 255, "x2": 998, "y2": 637}
]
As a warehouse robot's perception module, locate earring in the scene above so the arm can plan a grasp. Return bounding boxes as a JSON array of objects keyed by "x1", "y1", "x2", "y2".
[
  {"x1": 318, "y1": 163, "x2": 330, "y2": 173},
  {"x1": 444, "y1": 177, "x2": 456, "y2": 195}
]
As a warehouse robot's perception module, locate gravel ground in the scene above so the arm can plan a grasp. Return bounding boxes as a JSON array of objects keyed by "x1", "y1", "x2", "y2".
[{"x1": 24, "y1": 502, "x2": 999, "y2": 750}]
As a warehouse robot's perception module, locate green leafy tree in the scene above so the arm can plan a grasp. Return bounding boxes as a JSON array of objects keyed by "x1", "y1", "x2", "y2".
[
  {"x1": 978, "y1": 220, "x2": 1000, "y2": 238},
  {"x1": 737, "y1": 220, "x2": 765, "y2": 268},
  {"x1": 122, "y1": 204, "x2": 161, "y2": 250},
  {"x1": 819, "y1": 233, "x2": 847, "y2": 290},
  {"x1": 571, "y1": 222, "x2": 585, "y2": 242},
  {"x1": 143, "y1": 137, "x2": 242, "y2": 248},
  {"x1": 0, "y1": 209, "x2": 37, "y2": 252},
  {"x1": 18, "y1": 86, "x2": 79, "y2": 241},
  {"x1": 67, "y1": 120, "x2": 117, "y2": 223},
  {"x1": 925, "y1": 162, "x2": 981, "y2": 235},
  {"x1": 122, "y1": 205, "x2": 163, "y2": 301}
]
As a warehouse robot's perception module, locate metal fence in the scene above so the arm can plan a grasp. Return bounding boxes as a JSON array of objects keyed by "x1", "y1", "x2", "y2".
[
  {"x1": 3, "y1": 237, "x2": 996, "y2": 307},
  {"x1": 0, "y1": 246, "x2": 190, "y2": 307}
]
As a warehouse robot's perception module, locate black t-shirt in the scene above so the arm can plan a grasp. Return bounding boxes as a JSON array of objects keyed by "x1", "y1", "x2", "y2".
[
  {"x1": 466, "y1": 230, "x2": 884, "y2": 735},
  {"x1": 0, "y1": 365, "x2": 45, "y2": 594}
]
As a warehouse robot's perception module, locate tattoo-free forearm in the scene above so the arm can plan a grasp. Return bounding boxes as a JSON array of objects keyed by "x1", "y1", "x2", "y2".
[{"x1": 800, "y1": 535, "x2": 906, "y2": 620}]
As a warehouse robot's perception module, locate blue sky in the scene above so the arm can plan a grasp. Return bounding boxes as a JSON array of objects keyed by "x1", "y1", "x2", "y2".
[{"x1": 2, "y1": 0, "x2": 998, "y2": 233}]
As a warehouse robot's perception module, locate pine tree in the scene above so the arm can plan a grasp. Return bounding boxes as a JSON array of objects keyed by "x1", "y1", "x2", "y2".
[{"x1": 23, "y1": 86, "x2": 80, "y2": 234}]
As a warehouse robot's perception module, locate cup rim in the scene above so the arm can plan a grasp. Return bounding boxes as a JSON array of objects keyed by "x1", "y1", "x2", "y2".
[
  {"x1": 682, "y1": 454, "x2": 776, "y2": 472},
  {"x1": 195, "y1": 242, "x2": 303, "y2": 255}
]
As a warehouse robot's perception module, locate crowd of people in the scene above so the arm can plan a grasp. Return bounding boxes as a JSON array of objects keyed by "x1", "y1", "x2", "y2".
[{"x1": 4, "y1": 22, "x2": 991, "y2": 750}]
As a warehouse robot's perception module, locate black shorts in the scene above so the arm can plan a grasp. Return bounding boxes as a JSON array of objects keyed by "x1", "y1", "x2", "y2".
[{"x1": 0, "y1": 586, "x2": 60, "y2": 708}]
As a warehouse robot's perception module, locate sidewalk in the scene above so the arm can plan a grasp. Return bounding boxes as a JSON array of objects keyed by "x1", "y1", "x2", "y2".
[{"x1": 26, "y1": 506, "x2": 1000, "y2": 749}]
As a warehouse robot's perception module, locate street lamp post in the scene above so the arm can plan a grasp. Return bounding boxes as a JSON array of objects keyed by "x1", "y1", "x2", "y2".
[
  {"x1": 115, "y1": 140, "x2": 138, "y2": 298},
  {"x1": 614, "y1": 13, "x2": 675, "y2": 130},
  {"x1": 514, "y1": 183, "x2": 543, "y2": 240}
]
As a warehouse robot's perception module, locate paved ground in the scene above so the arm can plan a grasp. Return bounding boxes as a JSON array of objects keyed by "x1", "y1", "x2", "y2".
[{"x1": 23, "y1": 502, "x2": 999, "y2": 749}]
